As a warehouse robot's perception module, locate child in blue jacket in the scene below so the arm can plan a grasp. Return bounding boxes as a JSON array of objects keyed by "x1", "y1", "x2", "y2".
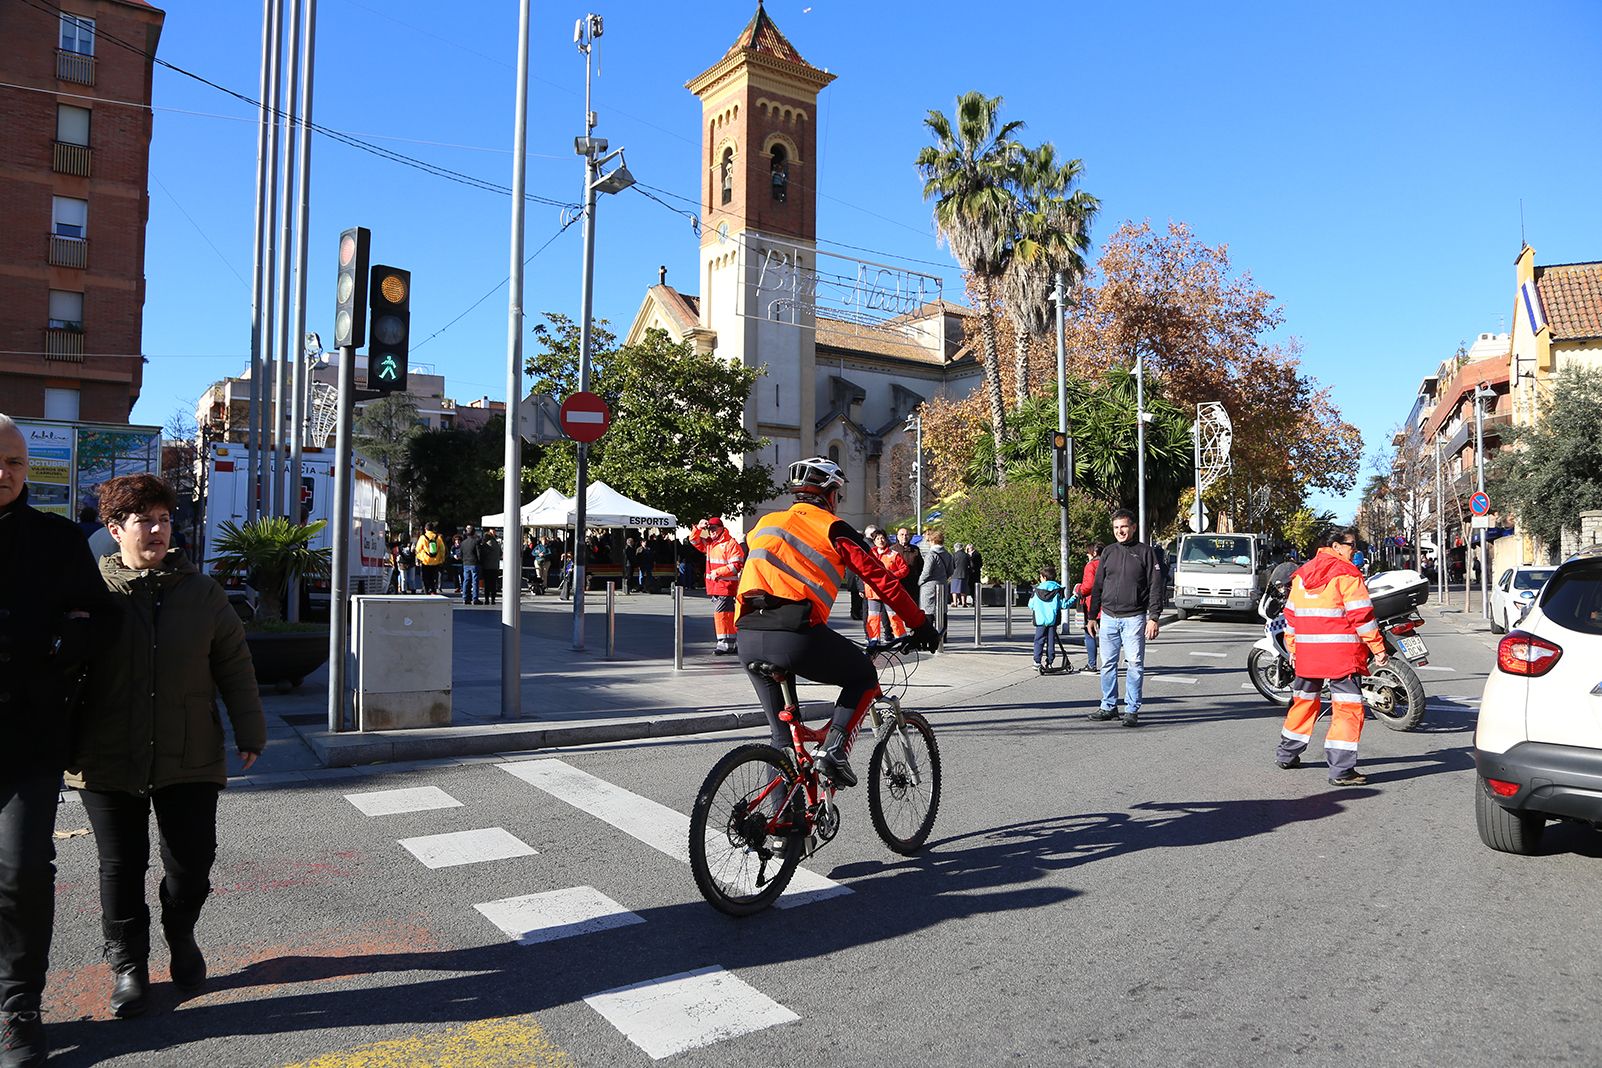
[{"x1": 1028, "y1": 565, "x2": 1075, "y2": 670}]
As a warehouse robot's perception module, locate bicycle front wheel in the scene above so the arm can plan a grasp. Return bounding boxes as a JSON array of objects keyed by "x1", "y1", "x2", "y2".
[
  {"x1": 868, "y1": 711, "x2": 941, "y2": 854},
  {"x1": 689, "y1": 744, "x2": 804, "y2": 916}
]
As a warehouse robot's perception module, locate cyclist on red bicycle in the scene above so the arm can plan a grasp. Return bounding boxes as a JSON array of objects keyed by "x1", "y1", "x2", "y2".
[{"x1": 736, "y1": 457, "x2": 941, "y2": 788}]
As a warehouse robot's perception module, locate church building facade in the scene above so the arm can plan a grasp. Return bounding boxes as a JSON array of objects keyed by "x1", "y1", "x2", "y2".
[{"x1": 623, "y1": 5, "x2": 982, "y2": 532}]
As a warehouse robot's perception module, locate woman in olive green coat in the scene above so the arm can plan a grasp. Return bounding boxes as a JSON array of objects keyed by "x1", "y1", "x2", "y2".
[{"x1": 66, "y1": 474, "x2": 264, "y2": 1018}]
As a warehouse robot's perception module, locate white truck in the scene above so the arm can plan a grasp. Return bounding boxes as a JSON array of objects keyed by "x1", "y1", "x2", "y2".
[
  {"x1": 1172, "y1": 532, "x2": 1274, "y2": 619},
  {"x1": 200, "y1": 443, "x2": 391, "y2": 610}
]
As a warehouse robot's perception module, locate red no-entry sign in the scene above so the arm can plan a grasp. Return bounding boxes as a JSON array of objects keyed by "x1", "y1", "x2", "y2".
[{"x1": 560, "y1": 391, "x2": 611, "y2": 444}]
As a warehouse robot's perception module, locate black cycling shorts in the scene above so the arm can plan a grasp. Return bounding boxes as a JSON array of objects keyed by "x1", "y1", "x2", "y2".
[{"x1": 736, "y1": 625, "x2": 878, "y2": 748}]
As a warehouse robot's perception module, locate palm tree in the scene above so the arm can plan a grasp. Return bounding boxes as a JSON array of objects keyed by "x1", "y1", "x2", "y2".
[
  {"x1": 210, "y1": 517, "x2": 331, "y2": 623},
  {"x1": 1002, "y1": 145, "x2": 1098, "y2": 408},
  {"x1": 917, "y1": 91, "x2": 1024, "y2": 486}
]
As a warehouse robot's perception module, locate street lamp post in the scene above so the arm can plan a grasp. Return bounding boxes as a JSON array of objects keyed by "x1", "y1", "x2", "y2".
[
  {"x1": 1435, "y1": 432, "x2": 1446, "y2": 602},
  {"x1": 500, "y1": 0, "x2": 532, "y2": 718},
  {"x1": 570, "y1": 13, "x2": 634, "y2": 652},
  {"x1": 905, "y1": 411, "x2": 922, "y2": 533},
  {"x1": 1474, "y1": 382, "x2": 1495, "y2": 620},
  {"x1": 1135, "y1": 350, "x2": 1148, "y2": 543},
  {"x1": 1053, "y1": 271, "x2": 1069, "y2": 584}
]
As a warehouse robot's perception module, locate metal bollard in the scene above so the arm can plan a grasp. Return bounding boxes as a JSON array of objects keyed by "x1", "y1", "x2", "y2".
[
  {"x1": 1004, "y1": 581, "x2": 1013, "y2": 639},
  {"x1": 973, "y1": 587, "x2": 983, "y2": 647},
  {"x1": 934, "y1": 594, "x2": 947, "y2": 651},
  {"x1": 673, "y1": 584, "x2": 685, "y2": 670},
  {"x1": 605, "y1": 581, "x2": 617, "y2": 659}
]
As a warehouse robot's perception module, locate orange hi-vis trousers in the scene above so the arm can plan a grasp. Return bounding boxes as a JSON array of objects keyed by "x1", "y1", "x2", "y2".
[
  {"x1": 1275, "y1": 673, "x2": 1364, "y2": 775},
  {"x1": 710, "y1": 595, "x2": 737, "y2": 645},
  {"x1": 864, "y1": 599, "x2": 907, "y2": 642}
]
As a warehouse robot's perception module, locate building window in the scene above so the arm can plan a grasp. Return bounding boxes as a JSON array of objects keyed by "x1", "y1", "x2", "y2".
[
  {"x1": 56, "y1": 104, "x2": 90, "y2": 145},
  {"x1": 48, "y1": 290, "x2": 84, "y2": 331},
  {"x1": 720, "y1": 148, "x2": 734, "y2": 205},
  {"x1": 52, "y1": 197, "x2": 87, "y2": 239},
  {"x1": 770, "y1": 145, "x2": 788, "y2": 203},
  {"x1": 60, "y1": 14, "x2": 95, "y2": 55},
  {"x1": 44, "y1": 388, "x2": 81, "y2": 421},
  {"x1": 828, "y1": 444, "x2": 840, "y2": 464}
]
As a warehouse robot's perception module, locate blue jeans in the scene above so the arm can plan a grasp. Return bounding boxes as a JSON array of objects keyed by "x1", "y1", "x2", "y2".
[
  {"x1": 1098, "y1": 613, "x2": 1147, "y2": 714},
  {"x1": 1082, "y1": 622, "x2": 1098, "y2": 669},
  {"x1": 461, "y1": 565, "x2": 480, "y2": 603}
]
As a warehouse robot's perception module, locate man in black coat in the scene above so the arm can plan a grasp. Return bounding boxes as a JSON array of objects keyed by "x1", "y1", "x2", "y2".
[{"x1": 0, "y1": 415, "x2": 105, "y2": 1066}]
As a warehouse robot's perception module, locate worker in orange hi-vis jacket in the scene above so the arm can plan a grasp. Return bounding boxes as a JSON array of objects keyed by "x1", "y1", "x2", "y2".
[
  {"x1": 689, "y1": 517, "x2": 746, "y2": 655},
  {"x1": 863, "y1": 528, "x2": 911, "y2": 645},
  {"x1": 1276, "y1": 527, "x2": 1389, "y2": 787}
]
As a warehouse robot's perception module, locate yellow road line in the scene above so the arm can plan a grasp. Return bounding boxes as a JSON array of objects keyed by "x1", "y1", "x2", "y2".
[{"x1": 282, "y1": 1015, "x2": 573, "y2": 1068}]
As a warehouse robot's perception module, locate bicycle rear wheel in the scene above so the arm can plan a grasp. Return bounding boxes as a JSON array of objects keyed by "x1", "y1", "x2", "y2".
[
  {"x1": 689, "y1": 744, "x2": 804, "y2": 916},
  {"x1": 868, "y1": 711, "x2": 941, "y2": 854}
]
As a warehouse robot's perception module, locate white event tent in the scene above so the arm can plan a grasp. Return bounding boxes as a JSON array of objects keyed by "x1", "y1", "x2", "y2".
[
  {"x1": 479, "y1": 486, "x2": 569, "y2": 529},
  {"x1": 480, "y1": 482, "x2": 677, "y2": 530}
]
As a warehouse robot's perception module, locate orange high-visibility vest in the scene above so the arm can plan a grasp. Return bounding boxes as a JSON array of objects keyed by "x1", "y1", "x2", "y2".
[{"x1": 736, "y1": 502, "x2": 847, "y2": 627}]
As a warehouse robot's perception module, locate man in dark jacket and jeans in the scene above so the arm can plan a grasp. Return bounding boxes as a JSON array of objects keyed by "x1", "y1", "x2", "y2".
[
  {"x1": 1088, "y1": 508, "x2": 1164, "y2": 727},
  {"x1": 0, "y1": 414, "x2": 104, "y2": 1066}
]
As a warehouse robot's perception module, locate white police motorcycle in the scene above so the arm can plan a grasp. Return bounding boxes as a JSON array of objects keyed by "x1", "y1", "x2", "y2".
[{"x1": 1246, "y1": 569, "x2": 1430, "y2": 732}]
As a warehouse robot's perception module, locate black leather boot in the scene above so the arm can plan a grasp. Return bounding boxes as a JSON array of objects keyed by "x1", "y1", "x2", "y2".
[
  {"x1": 0, "y1": 995, "x2": 47, "y2": 1068},
  {"x1": 160, "y1": 885, "x2": 206, "y2": 990},
  {"x1": 103, "y1": 914, "x2": 150, "y2": 1018}
]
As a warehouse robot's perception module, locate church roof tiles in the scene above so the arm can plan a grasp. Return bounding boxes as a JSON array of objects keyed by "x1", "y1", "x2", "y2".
[
  {"x1": 1535, "y1": 261, "x2": 1602, "y2": 340},
  {"x1": 722, "y1": 3, "x2": 809, "y2": 66}
]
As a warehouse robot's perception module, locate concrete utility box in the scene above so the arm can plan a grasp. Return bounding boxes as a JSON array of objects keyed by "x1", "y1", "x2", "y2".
[{"x1": 352, "y1": 595, "x2": 452, "y2": 730}]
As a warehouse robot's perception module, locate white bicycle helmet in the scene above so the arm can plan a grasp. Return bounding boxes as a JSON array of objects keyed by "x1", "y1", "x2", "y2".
[{"x1": 789, "y1": 456, "x2": 846, "y2": 501}]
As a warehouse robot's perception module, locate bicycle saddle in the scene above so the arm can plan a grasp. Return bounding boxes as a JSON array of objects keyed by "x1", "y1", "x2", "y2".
[{"x1": 745, "y1": 659, "x2": 785, "y2": 678}]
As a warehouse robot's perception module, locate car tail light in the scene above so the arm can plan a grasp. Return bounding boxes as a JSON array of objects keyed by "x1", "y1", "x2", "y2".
[
  {"x1": 1496, "y1": 632, "x2": 1563, "y2": 677},
  {"x1": 1486, "y1": 778, "x2": 1521, "y2": 797}
]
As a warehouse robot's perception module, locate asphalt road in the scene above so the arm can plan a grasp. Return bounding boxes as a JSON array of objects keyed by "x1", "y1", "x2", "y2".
[{"x1": 41, "y1": 606, "x2": 1602, "y2": 1067}]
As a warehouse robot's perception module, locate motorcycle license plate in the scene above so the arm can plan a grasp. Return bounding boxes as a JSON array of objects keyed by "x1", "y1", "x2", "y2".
[{"x1": 1399, "y1": 635, "x2": 1427, "y2": 660}]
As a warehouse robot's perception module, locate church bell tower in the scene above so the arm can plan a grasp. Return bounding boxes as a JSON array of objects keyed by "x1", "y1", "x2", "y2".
[{"x1": 686, "y1": 4, "x2": 835, "y2": 516}]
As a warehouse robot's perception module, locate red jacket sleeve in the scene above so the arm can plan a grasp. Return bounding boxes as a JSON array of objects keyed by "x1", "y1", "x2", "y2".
[{"x1": 837, "y1": 536, "x2": 926, "y2": 627}]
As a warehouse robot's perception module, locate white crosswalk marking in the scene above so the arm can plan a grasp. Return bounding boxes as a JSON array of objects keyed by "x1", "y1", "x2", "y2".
[
  {"x1": 1159, "y1": 676, "x2": 1200, "y2": 684},
  {"x1": 584, "y1": 965, "x2": 798, "y2": 1060},
  {"x1": 344, "y1": 786, "x2": 462, "y2": 817},
  {"x1": 475, "y1": 886, "x2": 643, "y2": 946},
  {"x1": 1418, "y1": 665, "x2": 1455, "y2": 672},
  {"x1": 1189, "y1": 651, "x2": 1228, "y2": 659},
  {"x1": 497, "y1": 759, "x2": 850, "y2": 907},
  {"x1": 398, "y1": 827, "x2": 536, "y2": 869}
]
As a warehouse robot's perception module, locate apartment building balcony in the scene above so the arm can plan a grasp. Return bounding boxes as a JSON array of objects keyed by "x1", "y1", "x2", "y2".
[
  {"x1": 1442, "y1": 411, "x2": 1510, "y2": 457},
  {"x1": 55, "y1": 49, "x2": 94, "y2": 86},
  {"x1": 43, "y1": 326, "x2": 85, "y2": 362},
  {"x1": 51, "y1": 141, "x2": 92, "y2": 177},
  {"x1": 48, "y1": 235, "x2": 88, "y2": 269}
]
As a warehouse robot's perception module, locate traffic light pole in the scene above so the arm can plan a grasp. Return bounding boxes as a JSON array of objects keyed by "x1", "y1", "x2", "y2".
[
  {"x1": 246, "y1": 0, "x2": 276, "y2": 525},
  {"x1": 501, "y1": 0, "x2": 531, "y2": 716},
  {"x1": 913, "y1": 414, "x2": 922, "y2": 533},
  {"x1": 327, "y1": 342, "x2": 355, "y2": 733}
]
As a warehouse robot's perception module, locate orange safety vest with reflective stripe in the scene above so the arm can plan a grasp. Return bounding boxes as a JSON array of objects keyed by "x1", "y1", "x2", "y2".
[
  {"x1": 1283, "y1": 547, "x2": 1387, "y2": 678},
  {"x1": 700, "y1": 531, "x2": 745, "y2": 595},
  {"x1": 736, "y1": 502, "x2": 847, "y2": 627}
]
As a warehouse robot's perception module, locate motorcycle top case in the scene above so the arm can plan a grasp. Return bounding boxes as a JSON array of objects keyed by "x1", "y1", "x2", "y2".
[{"x1": 1366, "y1": 568, "x2": 1429, "y2": 620}]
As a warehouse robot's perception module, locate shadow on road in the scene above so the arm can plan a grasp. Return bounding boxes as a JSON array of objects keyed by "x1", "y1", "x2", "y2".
[{"x1": 44, "y1": 784, "x2": 1373, "y2": 1065}]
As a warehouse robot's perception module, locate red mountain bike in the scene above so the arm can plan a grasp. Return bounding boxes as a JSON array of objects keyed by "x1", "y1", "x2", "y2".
[{"x1": 688, "y1": 632, "x2": 942, "y2": 916}]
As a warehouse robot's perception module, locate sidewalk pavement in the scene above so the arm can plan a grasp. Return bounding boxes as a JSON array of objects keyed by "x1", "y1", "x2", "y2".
[{"x1": 232, "y1": 588, "x2": 1147, "y2": 785}]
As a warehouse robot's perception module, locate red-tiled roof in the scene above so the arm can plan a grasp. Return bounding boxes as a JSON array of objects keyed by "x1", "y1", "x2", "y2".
[
  {"x1": 1535, "y1": 261, "x2": 1602, "y2": 340},
  {"x1": 722, "y1": 4, "x2": 808, "y2": 66}
]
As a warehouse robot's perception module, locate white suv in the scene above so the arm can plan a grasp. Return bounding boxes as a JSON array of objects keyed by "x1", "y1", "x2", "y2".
[{"x1": 1475, "y1": 547, "x2": 1602, "y2": 854}]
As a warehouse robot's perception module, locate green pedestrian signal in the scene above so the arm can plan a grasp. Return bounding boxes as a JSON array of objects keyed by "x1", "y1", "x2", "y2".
[{"x1": 365, "y1": 265, "x2": 410, "y2": 393}]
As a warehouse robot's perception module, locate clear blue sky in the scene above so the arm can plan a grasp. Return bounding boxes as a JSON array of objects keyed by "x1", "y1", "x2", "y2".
[{"x1": 132, "y1": 0, "x2": 1602, "y2": 519}]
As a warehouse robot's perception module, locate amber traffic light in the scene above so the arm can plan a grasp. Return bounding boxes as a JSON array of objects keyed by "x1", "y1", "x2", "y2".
[{"x1": 366, "y1": 265, "x2": 410, "y2": 393}]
